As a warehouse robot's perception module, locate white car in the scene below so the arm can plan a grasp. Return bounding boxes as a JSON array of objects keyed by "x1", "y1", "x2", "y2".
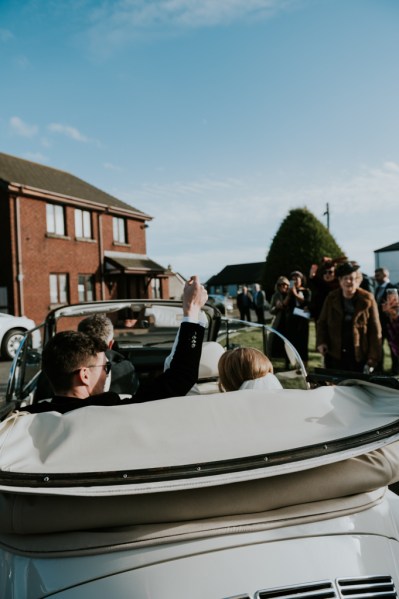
[
  {"x1": 1, "y1": 379, "x2": 399, "y2": 597},
  {"x1": 0, "y1": 313, "x2": 36, "y2": 360},
  {"x1": 2, "y1": 301, "x2": 399, "y2": 597}
]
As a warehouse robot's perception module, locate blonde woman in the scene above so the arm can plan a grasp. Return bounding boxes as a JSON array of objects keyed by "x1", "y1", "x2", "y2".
[
  {"x1": 268, "y1": 276, "x2": 290, "y2": 359},
  {"x1": 218, "y1": 347, "x2": 283, "y2": 392}
]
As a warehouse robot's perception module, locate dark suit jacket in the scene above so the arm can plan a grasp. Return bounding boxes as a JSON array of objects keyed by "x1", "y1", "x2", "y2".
[
  {"x1": 25, "y1": 322, "x2": 205, "y2": 414},
  {"x1": 106, "y1": 348, "x2": 139, "y2": 395}
]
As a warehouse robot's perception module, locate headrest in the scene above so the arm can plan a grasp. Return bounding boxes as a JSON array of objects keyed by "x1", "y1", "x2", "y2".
[{"x1": 198, "y1": 342, "x2": 225, "y2": 379}]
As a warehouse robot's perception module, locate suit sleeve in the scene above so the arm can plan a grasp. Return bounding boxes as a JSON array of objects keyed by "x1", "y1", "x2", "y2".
[{"x1": 132, "y1": 322, "x2": 205, "y2": 403}]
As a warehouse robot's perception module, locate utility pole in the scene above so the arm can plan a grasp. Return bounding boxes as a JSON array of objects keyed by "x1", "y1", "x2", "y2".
[{"x1": 323, "y1": 202, "x2": 330, "y2": 230}]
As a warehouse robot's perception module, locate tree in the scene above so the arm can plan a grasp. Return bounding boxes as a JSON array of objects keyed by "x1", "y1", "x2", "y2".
[{"x1": 262, "y1": 207, "x2": 346, "y2": 296}]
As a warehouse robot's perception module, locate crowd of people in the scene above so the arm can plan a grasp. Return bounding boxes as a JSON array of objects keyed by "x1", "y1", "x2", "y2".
[
  {"x1": 267, "y1": 260, "x2": 399, "y2": 376},
  {"x1": 18, "y1": 262, "x2": 399, "y2": 417}
]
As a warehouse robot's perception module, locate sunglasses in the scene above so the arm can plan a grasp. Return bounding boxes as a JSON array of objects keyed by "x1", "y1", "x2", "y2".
[
  {"x1": 74, "y1": 362, "x2": 111, "y2": 375},
  {"x1": 323, "y1": 270, "x2": 335, "y2": 275},
  {"x1": 89, "y1": 362, "x2": 112, "y2": 375}
]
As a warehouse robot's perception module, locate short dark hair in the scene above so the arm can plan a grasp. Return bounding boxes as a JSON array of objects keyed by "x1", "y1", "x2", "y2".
[{"x1": 42, "y1": 331, "x2": 107, "y2": 392}]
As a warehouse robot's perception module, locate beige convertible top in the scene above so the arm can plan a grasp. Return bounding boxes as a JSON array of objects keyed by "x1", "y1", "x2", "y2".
[
  {"x1": 0, "y1": 381, "x2": 399, "y2": 497},
  {"x1": 1, "y1": 381, "x2": 399, "y2": 536}
]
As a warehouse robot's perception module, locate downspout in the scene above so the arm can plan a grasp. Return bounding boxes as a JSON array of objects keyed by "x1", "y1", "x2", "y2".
[
  {"x1": 98, "y1": 212, "x2": 105, "y2": 299},
  {"x1": 14, "y1": 195, "x2": 24, "y2": 315}
]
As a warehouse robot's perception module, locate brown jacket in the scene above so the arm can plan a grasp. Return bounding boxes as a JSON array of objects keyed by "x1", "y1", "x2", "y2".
[{"x1": 317, "y1": 288, "x2": 382, "y2": 366}]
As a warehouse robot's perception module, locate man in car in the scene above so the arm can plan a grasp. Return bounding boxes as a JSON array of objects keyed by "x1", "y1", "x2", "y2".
[
  {"x1": 23, "y1": 276, "x2": 207, "y2": 414},
  {"x1": 78, "y1": 313, "x2": 139, "y2": 395}
]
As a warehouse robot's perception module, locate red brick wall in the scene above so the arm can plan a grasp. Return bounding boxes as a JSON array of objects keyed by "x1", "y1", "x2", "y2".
[{"x1": 16, "y1": 197, "x2": 149, "y2": 323}]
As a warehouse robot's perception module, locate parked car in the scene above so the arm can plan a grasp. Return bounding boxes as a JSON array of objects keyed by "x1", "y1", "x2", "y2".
[
  {"x1": 0, "y1": 312, "x2": 36, "y2": 360},
  {"x1": 1, "y1": 300, "x2": 399, "y2": 597},
  {"x1": 207, "y1": 293, "x2": 234, "y2": 314}
]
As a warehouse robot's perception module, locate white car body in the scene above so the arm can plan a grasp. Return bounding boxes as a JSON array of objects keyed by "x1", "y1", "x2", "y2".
[
  {"x1": 0, "y1": 312, "x2": 37, "y2": 360},
  {"x1": 1, "y1": 380, "x2": 399, "y2": 597},
  {"x1": 2, "y1": 301, "x2": 399, "y2": 598}
]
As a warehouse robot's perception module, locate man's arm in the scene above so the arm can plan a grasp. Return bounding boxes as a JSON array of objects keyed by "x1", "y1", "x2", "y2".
[{"x1": 132, "y1": 276, "x2": 208, "y2": 403}]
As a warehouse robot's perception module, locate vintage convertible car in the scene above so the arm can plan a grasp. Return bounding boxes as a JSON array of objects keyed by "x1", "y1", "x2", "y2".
[{"x1": 1, "y1": 300, "x2": 399, "y2": 598}]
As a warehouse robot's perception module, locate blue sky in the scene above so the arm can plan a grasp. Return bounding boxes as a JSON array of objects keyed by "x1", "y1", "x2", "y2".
[{"x1": 1, "y1": 0, "x2": 399, "y2": 283}]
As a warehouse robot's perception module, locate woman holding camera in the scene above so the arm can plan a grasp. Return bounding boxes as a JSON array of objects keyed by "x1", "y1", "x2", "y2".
[{"x1": 284, "y1": 271, "x2": 311, "y2": 367}]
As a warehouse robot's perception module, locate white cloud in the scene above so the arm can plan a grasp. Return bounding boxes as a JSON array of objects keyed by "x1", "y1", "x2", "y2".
[
  {"x1": 85, "y1": 0, "x2": 301, "y2": 54},
  {"x1": 117, "y1": 162, "x2": 399, "y2": 280},
  {"x1": 48, "y1": 122, "x2": 91, "y2": 143},
  {"x1": 9, "y1": 116, "x2": 38, "y2": 138}
]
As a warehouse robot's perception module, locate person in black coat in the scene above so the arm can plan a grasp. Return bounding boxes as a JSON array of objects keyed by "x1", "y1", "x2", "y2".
[
  {"x1": 24, "y1": 276, "x2": 207, "y2": 414},
  {"x1": 236, "y1": 286, "x2": 253, "y2": 321}
]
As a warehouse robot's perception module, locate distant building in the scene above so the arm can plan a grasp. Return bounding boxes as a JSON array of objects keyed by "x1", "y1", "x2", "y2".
[
  {"x1": 206, "y1": 262, "x2": 265, "y2": 297},
  {"x1": 166, "y1": 266, "x2": 186, "y2": 300},
  {"x1": 0, "y1": 152, "x2": 169, "y2": 322},
  {"x1": 375, "y1": 243, "x2": 399, "y2": 285}
]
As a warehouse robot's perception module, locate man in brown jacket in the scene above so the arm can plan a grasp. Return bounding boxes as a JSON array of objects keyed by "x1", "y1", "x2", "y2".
[{"x1": 316, "y1": 262, "x2": 382, "y2": 373}]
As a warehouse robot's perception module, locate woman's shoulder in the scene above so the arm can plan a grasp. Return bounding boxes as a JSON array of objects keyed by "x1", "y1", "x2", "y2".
[{"x1": 356, "y1": 287, "x2": 376, "y2": 305}]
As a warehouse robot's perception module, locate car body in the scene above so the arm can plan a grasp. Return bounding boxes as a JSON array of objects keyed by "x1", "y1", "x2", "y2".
[
  {"x1": 0, "y1": 312, "x2": 37, "y2": 360},
  {"x1": 1, "y1": 300, "x2": 399, "y2": 598},
  {"x1": 207, "y1": 293, "x2": 234, "y2": 314}
]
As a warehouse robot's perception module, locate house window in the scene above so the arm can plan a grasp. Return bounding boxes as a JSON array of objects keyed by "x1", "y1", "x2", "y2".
[
  {"x1": 46, "y1": 204, "x2": 65, "y2": 236},
  {"x1": 78, "y1": 275, "x2": 95, "y2": 302},
  {"x1": 49, "y1": 274, "x2": 68, "y2": 304},
  {"x1": 113, "y1": 216, "x2": 127, "y2": 244},
  {"x1": 151, "y1": 278, "x2": 161, "y2": 299},
  {"x1": 75, "y1": 209, "x2": 92, "y2": 239}
]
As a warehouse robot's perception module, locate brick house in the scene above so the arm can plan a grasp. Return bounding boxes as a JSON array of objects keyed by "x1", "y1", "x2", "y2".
[{"x1": 0, "y1": 152, "x2": 169, "y2": 324}]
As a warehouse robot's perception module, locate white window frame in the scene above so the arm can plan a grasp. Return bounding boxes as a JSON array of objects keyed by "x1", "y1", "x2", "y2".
[
  {"x1": 113, "y1": 216, "x2": 127, "y2": 244},
  {"x1": 151, "y1": 277, "x2": 161, "y2": 299},
  {"x1": 78, "y1": 274, "x2": 95, "y2": 302},
  {"x1": 46, "y1": 204, "x2": 65, "y2": 236},
  {"x1": 49, "y1": 273, "x2": 68, "y2": 304},
  {"x1": 75, "y1": 209, "x2": 92, "y2": 239}
]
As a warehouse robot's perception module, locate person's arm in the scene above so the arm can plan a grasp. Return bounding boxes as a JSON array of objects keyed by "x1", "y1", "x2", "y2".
[
  {"x1": 316, "y1": 298, "x2": 329, "y2": 357},
  {"x1": 133, "y1": 276, "x2": 208, "y2": 403},
  {"x1": 366, "y1": 297, "x2": 382, "y2": 367}
]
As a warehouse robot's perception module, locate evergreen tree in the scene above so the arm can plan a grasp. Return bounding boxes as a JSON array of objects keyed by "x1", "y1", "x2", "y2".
[{"x1": 262, "y1": 207, "x2": 346, "y2": 296}]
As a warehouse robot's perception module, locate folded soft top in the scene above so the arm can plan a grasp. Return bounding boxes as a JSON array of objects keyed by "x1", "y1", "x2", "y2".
[{"x1": 0, "y1": 381, "x2": 399, "y2": 496}]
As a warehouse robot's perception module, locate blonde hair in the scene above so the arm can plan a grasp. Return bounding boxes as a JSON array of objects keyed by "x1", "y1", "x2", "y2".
[
  {"x1": 218, "y1": 347, "x2": 273, "y2": 392},
  {"x1": 275, "y1": 276, "x2": 290, "y2": 291}
]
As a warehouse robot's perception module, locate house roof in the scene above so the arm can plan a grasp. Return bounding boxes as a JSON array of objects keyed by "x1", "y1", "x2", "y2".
[
  {"x1": 206, "y1": 262, "x2": 265, "y2": 286},
  {"x1": 375, "y1": 242, "x2": 399, "y2": 253},
  {"x1": 105, "y1": 252, "x2": 166, "y2": 275},
  {"x1": 0, "y1": 151, "x2": 150, "y2": 218}
]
